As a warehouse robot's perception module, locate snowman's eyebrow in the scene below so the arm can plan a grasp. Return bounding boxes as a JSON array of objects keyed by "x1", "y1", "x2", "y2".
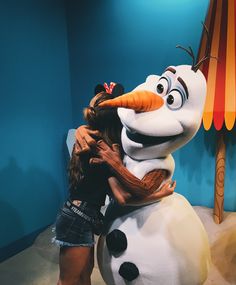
[
  {"x1": 177, "y1": 77, "x2": 189, "y2": 99},
  {"x1": 165, "y1": 67, "x2": 176, "y2": 74}
]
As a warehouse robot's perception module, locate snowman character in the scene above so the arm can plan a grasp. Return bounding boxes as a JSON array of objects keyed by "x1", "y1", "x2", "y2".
[{"x1": 95, "y1": 47, "x2": 212, "y2": 284}]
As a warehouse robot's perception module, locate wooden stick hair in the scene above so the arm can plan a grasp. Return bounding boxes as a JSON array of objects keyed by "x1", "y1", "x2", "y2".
[{"x1": 176, "y1": 22, "x2": 217, "y2": 72}]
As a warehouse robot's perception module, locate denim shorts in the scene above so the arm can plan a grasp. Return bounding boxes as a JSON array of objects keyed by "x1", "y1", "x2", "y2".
[{"x1": 53, "y1": 203, "x2": 96, "y2": 247}]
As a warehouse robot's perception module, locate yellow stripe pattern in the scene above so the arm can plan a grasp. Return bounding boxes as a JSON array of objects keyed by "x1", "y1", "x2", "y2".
[{"x1": 225, "y1": 0, "x2": 236, "y2": 130}]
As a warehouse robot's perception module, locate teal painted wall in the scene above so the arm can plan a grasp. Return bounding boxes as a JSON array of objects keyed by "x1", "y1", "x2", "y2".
[
  {"x1": 66, "y1": 0, "x2": 236, "y2": 211},
  {"x1": 173, "y1": 128, "x2": 236, "y2": 211},
  {"x1": 0, "y1": 0, "x2": 72, "y2": 252}
]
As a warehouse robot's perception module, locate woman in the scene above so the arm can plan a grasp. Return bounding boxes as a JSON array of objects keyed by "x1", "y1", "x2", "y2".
[{"x1": 55, "y1": 87, "x2": 175, "y2": 285}]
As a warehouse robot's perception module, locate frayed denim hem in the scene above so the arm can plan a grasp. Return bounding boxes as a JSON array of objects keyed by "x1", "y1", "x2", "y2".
[{"x1": 51, "y1": 236, "x2": 95, "y2": 248}]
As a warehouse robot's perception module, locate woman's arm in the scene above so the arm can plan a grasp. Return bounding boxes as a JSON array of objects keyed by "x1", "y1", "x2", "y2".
[
  {"x1": 107, "y1": 177, "x2": 132, "y2": 206},
  {"x1": 108, "y1": 176, "x2": 176, "y2": 206},
  {"x1": 91, "y1": 140, "x2": 168, "y2": 198}
]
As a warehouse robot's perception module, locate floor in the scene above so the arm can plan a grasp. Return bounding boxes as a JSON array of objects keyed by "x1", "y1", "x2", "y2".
[{"x1": 0, "y1": 207, "x2": 235, "y2": 285}]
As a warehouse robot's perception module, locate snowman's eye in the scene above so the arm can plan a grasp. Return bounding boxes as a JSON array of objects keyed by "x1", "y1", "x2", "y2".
[
  {"x1": 157, "y1": 84, "x2": 164, "y2": 93},
  {"x1": 156, "y1": 77, "x2": 169, "y2": 95},
  {"x1": 166, "y1": 90, "x2": 183, "y2": 110}
]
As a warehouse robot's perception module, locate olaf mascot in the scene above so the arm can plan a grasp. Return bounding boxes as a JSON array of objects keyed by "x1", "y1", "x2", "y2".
[{"x1": 94, "y1": 44, "x2": 212, "y2": 285}]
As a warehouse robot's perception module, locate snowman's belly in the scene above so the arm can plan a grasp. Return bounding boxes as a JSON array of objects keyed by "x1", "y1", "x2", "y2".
[{"x1": 97, "y1": 193, "x2": 211, "y2": 285}]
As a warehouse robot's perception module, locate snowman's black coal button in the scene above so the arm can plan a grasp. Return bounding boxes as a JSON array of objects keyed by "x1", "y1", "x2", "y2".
[
  {"x1": 119, "y1": 262, "x2": 139, "y2": 281},
  {"x1": 106, "y1": 229, "x2": 127, "y2": 254}
]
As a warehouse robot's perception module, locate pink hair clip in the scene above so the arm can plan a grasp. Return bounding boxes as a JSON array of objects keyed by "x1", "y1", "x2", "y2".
[{"x1": 104, "y1": 82, "x2": 116, "y2": 94}]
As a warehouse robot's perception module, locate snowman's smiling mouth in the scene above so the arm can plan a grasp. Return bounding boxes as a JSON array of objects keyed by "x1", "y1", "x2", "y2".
[{"x1": 126, "y1": 129, "x2": 180, "y2": 146}]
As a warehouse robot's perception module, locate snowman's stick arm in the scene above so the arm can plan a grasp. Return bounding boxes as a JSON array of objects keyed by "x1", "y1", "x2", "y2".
[
  {"x1": 108, "y1": 177, "x2": 176, "y2": 206},
  {"x1": 110, "y1": 167, "x2": 168, "y2": 198},
  {"x1": 125, "y1": 180, "x2": 176, "y2": 206}
]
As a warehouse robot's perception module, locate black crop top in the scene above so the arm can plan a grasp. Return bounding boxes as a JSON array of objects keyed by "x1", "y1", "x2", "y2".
[{"x1": 69, "y1": 159, "x2": 111, "y2": 207}]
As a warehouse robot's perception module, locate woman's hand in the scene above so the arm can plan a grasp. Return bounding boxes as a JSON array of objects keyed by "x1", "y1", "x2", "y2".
[{"x1": 75, "y1": 125, "x2": 101, "y2": 155}]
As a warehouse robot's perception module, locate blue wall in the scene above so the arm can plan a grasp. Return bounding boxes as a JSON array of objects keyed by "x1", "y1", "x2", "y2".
[
  {"x1": 0, "y1": 0, "x2": 72, "y2": 258},
  {"x1": 174, "y1": 128, "x2": 236, "y2": 211},
  {"x1": 66, "y1": 0, "x2": 209, "y2": 122},
  {"x1": 66, "y1": 0, "x2": 236, "y2": 211}
]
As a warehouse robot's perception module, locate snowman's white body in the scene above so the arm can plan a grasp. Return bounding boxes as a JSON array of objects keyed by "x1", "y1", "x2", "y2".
[
  {"x1": 96, "y1": 65, "x2": 211, "y2": 284},
  {"x1": 97, "y1": 161, "x2": 211, "y2": 285}
]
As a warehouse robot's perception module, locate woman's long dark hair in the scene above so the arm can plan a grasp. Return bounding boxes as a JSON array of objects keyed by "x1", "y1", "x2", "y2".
[{"x1": 69, "y1": 91, "x2": 122, "y2": 191}]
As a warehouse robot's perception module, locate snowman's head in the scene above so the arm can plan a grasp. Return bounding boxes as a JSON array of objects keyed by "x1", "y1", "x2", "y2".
[
  {"x1": 99, "y1": 65, "x2": 206, "y2": 159},
  {"x1": 115, "y1": 65, "x2": 206, "y2": 159}
]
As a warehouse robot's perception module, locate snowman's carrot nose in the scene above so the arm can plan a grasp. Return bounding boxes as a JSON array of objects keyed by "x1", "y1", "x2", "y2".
[{"x1": 99, "y1": 90, "x2": 164, "y2": 112}]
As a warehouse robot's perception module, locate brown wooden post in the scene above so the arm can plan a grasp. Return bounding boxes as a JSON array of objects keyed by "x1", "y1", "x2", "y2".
[{"x1": 213, "y1": 131, "x2": 226, "y2": 224}]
